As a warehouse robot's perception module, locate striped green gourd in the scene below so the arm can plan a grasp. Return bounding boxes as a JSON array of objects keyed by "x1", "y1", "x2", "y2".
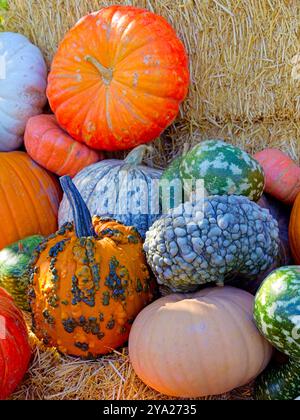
[{"x1": 162, "y1": 140, "x2": 265, "y2": 202}]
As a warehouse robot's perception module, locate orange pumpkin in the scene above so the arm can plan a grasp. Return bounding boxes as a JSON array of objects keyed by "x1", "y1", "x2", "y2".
[
  {"x1": 29, "y1": 176, "x2": 156, "y2": 358},
  {"x1": 25, "y1": 115, "x2": 102, "y2": 177},
  {"x1": 0, "y1": 152, "x2": 61, "y2": 249},
  {"x1": 254, "y1": 148, "x2": 300, "y2": 205},
  {"x1": 289, "y1": 192, "x2": 300, "y2": 263},
  {"x1": 47, "y1": 6, "x2": 189, "y2": 151}
]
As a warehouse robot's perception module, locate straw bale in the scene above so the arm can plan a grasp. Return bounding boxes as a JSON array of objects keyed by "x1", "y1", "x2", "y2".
[
  {"x1": 5, "y1": 0, "x2": 300, "y2": 133},
  {"x1": 10, "y1": 313, "x2": 253, "y2": 400}
]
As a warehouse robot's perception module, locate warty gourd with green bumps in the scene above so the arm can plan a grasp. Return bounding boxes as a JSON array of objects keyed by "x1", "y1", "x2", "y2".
[
  {"x1": 144, "y1": 195, "x2": 279, "y2": 292},
  {"x1": 0, "y1": 235, "x2": 44, "y2": 311},
  {"x1": 254, "y1": 266, "x2": 300, "y2": 400},
  {"x1": 29, "y1": 176, "x2": 156, "y2": 358},
  {"x1": 161, "y1": 140, "x2": 265, "y2": 203}
]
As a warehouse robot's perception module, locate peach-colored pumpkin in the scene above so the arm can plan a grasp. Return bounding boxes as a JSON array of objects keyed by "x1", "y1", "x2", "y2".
[
  {"x1": 129, "y1": 287, "x2": 272, "y2": 397},
  {"x1": 254, "y1": 148, "x2": 300, "y2": 205},
  {"x1": 25, "y1": 115, "x2": 102, "y2": 178}
]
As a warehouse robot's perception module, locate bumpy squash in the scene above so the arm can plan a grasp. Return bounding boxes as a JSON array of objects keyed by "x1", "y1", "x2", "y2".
[
  {"x1": 30, "y1": 176, "x2": 156, "y2": 358},
  {"x1": 254, "y1": 148, "x2": 300, "y2": 205},
  {"x1": 0, "y1": 235, "x2": 44, "y2": 311},
  {"x1": 59, "y1": 145, "x2": 162, "y2": 238},
  {"x1": 25, "y1": 115, "x2": 102, "y2": 177},
  {"x1": 166, "y1": 140, "x2": 265, "y2": 201},
  {"x1": 289, "y1": 192, "x2": 300, "y2": 263},
  {"x1": 0, "y1": 32, "x2": 47, "y2": 151},
  {"x1": 47, "y1": 6, "x2": 189, "y2": 151},
  {"x1": 129, "y1": 287, "x2": 272, "y2": 398},
  {"x1": 144, "y1": 195, "x2": 279, "y2": 292},
  {"x1": 254, "y1": 266, "x2": 300, "y2": 400},
  {"x1": 0, "y1": 152, "x2": 61, "y2": 249},
  {"x1": 0, "y1": 288, "x2": 31, "y2": 399}
]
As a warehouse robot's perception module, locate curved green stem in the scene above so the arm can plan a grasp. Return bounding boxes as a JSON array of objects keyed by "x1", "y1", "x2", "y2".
[
  {"x1": 124, "y1": 145, "x2": 153, "y2": 166},
  {"x1": 84, "y1": 55, "x2": 113, "y2": 84},
  {"x1": 254, "y1": 359, "x2": 300, "y2": 400},
  {"x1": 60, "y1": 176, "x2": 95, "y2": 238}
]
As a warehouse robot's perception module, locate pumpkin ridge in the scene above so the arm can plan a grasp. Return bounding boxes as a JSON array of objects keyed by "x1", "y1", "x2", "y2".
[
  {"x1": 0, "y1": 171, "x2": 22, "y2": 240},
  {"x1": 112, "y1": 78, "x2": 180, "y2": 103},
  {"x1": 108, "y1": 82, "x2": 149, "y2": 125},
  {"x1": 54, "y1": 80, "x2": 103, "y2": 117},
  {"x1": 113, "y1": 10, "x2": 182, "y2": 67},
  {"x1": 57, "y1": 141, "x2": 77, "y2": 173},
  {"x1": 216, "y1": 296, "x2": 254, "y2": 387}
]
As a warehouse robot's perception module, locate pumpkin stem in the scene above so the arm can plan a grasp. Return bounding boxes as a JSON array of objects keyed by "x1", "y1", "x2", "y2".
[
  {"x1": 124, "y1": 145, "x2": 153, "y2": 166},
  {"x1": 60, "y1": 176, "x2": 95, "y2": 238},
  {"x1": 84, "y1": 55, "x2": 113, "y2": 85}
]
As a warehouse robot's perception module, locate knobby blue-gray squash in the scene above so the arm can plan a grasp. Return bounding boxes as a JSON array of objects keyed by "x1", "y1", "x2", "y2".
[
  {"x1": 144, "y1": 195, "x2": 280, "y2": 292},
  {"x1": 59, "y1": 145, "x2": 162, "y2": 238}
]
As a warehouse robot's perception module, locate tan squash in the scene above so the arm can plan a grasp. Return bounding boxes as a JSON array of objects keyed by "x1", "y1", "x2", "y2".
[{"x1": 129, "y1": 287, "x2": 272, "y2": 397}]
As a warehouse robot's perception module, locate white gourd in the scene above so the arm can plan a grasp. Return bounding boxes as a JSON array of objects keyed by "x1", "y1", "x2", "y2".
[{"x1": 0, "y1": 32, "x2": 47, "y2": 151}]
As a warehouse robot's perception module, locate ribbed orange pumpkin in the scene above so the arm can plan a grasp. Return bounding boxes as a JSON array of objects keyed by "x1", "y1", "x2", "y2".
[
  {"x1": 47, "y1": 5, "x2": 189, "y2": 151},
  {"x1": 254, "y1": 148, "x2": 300, "y2": 205},
  {"x1": 289, "y1": 192, "x2": 300, "y2": 263},
  {"x1": 0, "y1": 152, "x2": 61, "y2": 250},
  {"x1": 25, "y1": 115, "x2": 103, "y2": 177},
  {"x1": 129, "y1": 287, "x2": 272, "y2": 397},
  {"x1": 29, "y1": 176, "x2": 156, "y2": 358}
]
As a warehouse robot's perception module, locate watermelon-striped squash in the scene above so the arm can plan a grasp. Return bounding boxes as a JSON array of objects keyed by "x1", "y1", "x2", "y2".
[
  {"x1": 254, "y1": 266, "x2": 300, "y2": 400},
  {"x1": 0, "y1": 235, "x2": 44, "y2": 311},
  {"x1": 173, "y1": 140, "x2": 265, "y2": 201},
  {"x1": 59, "y1": 145, "x2": 162, "y2": 238}
]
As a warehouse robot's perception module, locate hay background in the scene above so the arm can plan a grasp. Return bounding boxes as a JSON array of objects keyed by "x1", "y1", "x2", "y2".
[
  {"x1": 4, "y1": 0, "x2": 300, "y2": 400},
  {"x1": 10, "y1": 314, "x2": 253, "y2": 400}
]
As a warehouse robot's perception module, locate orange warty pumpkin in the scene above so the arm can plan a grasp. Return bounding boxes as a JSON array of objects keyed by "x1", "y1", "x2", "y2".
[
  {"x1": 289, "y1": 192, "x2": 300, "y2": 263},
  {"x1": 47, "y1": 6, "x2": 189, "y2": 151},
  {"x1": 0, "y1": 152, "x2": 61, "y2": 249},
  {"x1": 254, "y1": 148, "x2": 300, "y2": 205},
  {"x1": 25, "y1": 115, "x2": 102, "y2": 177},
  {"x1": 29, "y1": 176, "x2": 156, "y2": 358}
]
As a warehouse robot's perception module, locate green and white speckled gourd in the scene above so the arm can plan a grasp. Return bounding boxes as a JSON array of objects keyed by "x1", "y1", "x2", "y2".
[
  {"x1": 0, "y1": 235, "x2": 44, "y2": 310},
  {"x1": 161, "y1": 140, "x2": 265, "y2": 201},
  {"x1": 59, "y1": 145, "x2": 162, "y2": 239},
  {"x1": 144, "y1": 195, "x2": 279, "y2": 292},
  {"x1": 254, "y1": 266, "x2": 300, "y2": 400}
]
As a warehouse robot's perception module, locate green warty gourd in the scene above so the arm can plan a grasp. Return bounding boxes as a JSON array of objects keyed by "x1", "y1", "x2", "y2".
[{"x1": 144, "y1": 195, "x2": 279, "y2": 292}]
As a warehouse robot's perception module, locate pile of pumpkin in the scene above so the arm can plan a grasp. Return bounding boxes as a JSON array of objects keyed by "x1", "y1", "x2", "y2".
[{"x1": 0, "y1": 5, "x2": 300, "y2": 401}]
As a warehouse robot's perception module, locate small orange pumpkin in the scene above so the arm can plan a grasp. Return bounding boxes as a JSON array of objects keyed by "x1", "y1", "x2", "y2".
[
  {"x1": 47, "y1": 6, "x2": 189, "y2": 151},
  {"x1": 29, "y1": 176, "x2": 156, "y2": 358},
  {"x1": 289, "y1": 192, "x2": 300, "y2": 263},
  {"x1": 25, "y1": 115, "x2": 102, "y2": 177},
  {"x1": 254, "y1": 148, "x2": 300, "y2": 205}
]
